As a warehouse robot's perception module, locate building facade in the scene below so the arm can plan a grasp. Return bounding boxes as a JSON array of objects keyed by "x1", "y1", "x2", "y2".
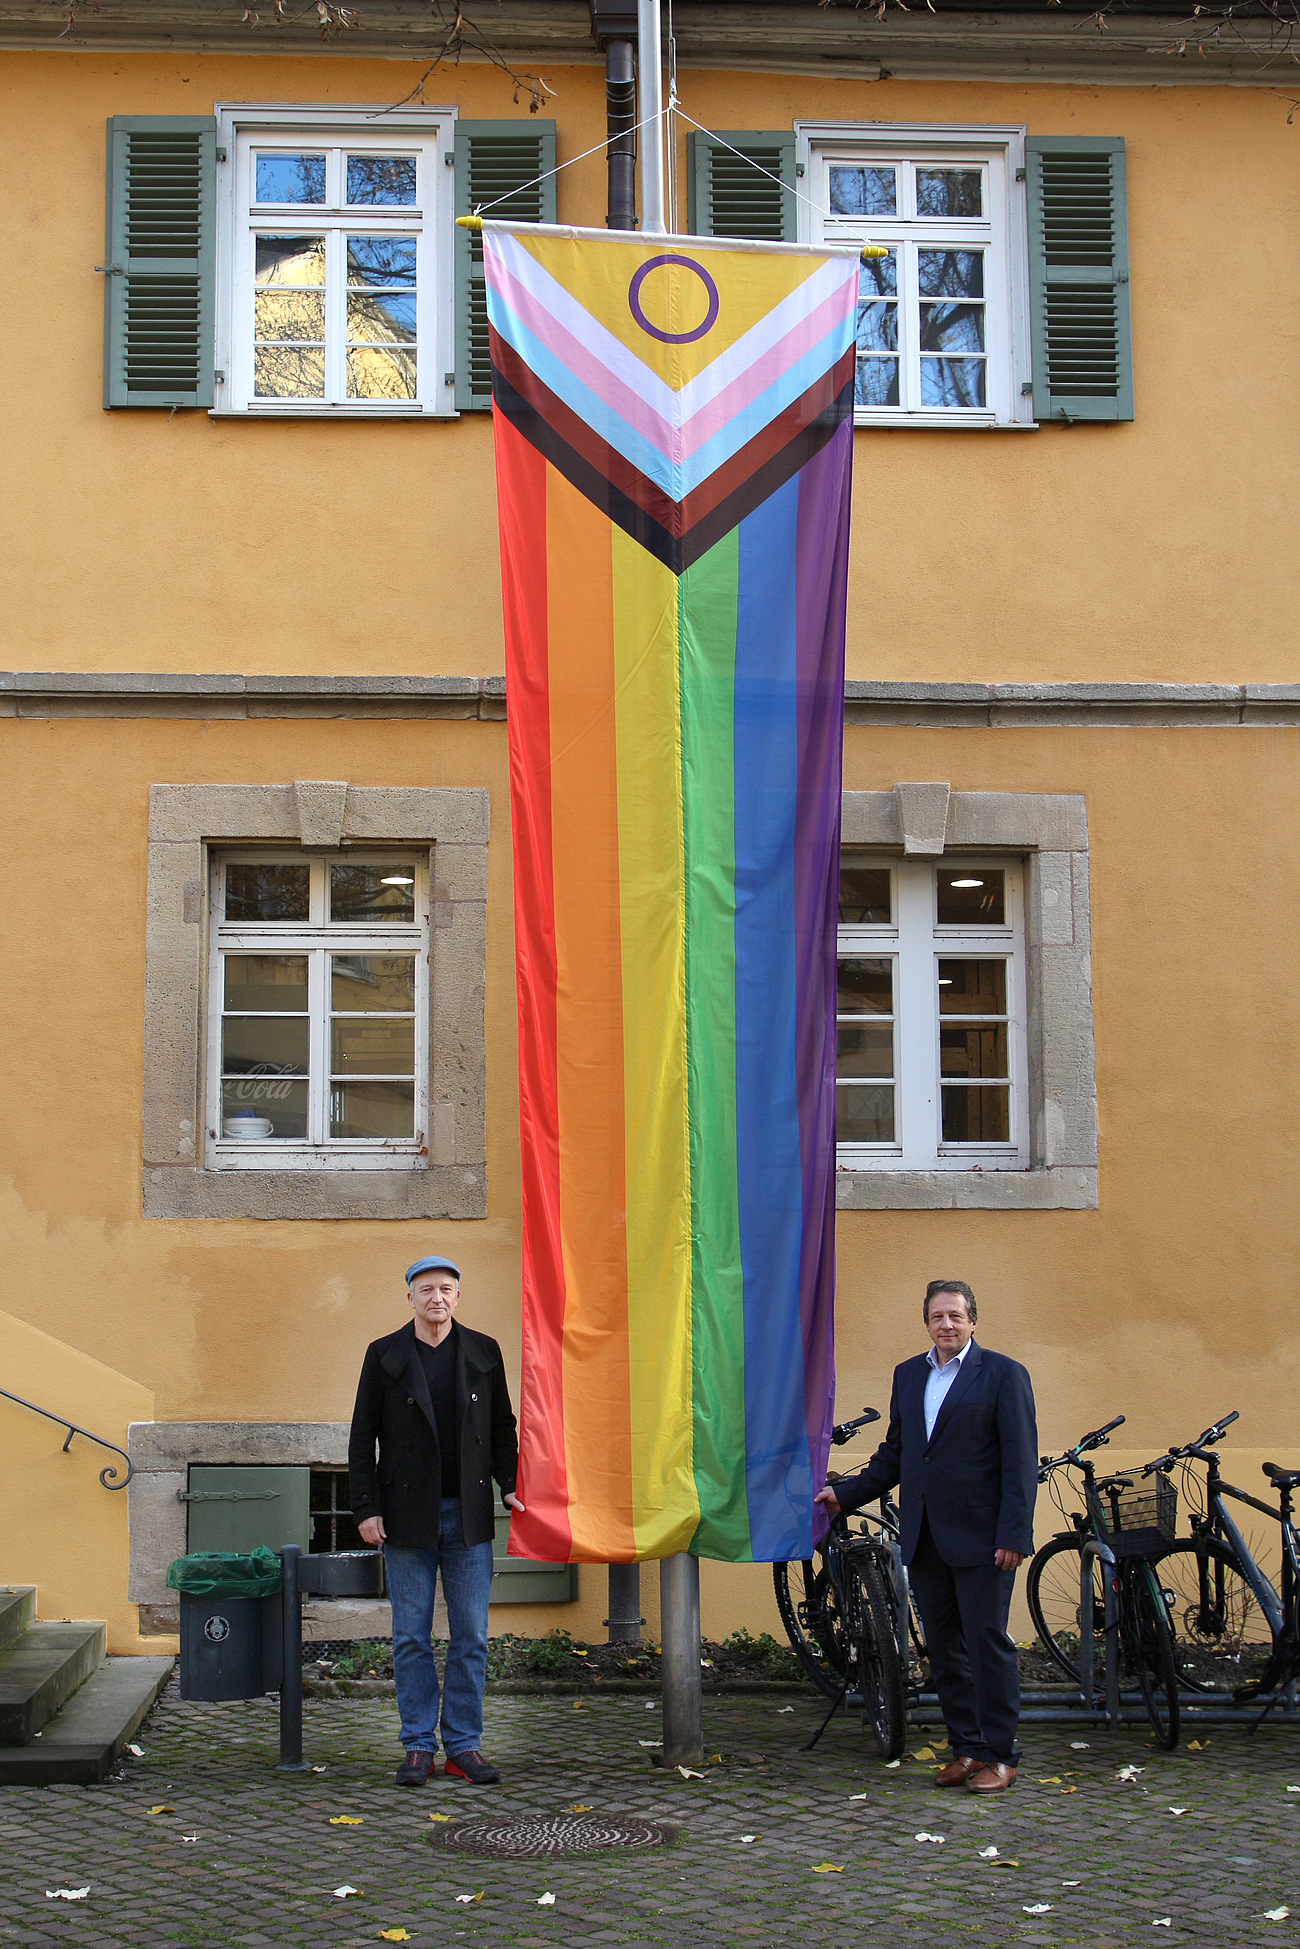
[{"x1": 1, "y1": 0, "x2": 1296, "y2": 1652}]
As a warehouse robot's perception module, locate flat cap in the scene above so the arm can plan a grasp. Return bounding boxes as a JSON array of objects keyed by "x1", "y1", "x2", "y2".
[{"x1": 405, "y1": 1255, "x2": 461, "y2": 1284}]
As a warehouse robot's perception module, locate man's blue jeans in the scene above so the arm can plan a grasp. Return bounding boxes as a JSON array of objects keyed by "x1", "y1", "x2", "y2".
[{"x1": 384, "y1": 1499, "x2": 494, "y2": 1757}]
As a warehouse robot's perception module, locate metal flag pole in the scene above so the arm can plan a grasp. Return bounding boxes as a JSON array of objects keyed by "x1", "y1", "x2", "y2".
[
  {"x1": 637, "y1": 0, "x2": 666, "y2": 235},
  {"x1": 659, "y1": 1553, "x2": 704, "y2": 1764}
]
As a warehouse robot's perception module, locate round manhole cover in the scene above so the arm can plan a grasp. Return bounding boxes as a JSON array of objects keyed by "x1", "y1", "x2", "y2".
[{"x1": 432, "y1": 1815, "x2": 674, "y2": 1857}]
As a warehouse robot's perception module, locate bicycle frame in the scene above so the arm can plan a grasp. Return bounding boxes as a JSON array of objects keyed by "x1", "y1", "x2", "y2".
[{"x1": 1190, "y1": 1455, "x2": 1295, "y2": 1648}]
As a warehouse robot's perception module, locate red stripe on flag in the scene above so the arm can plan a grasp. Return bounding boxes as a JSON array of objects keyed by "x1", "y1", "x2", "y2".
[{"x1": 495, "y1": 410, "x2": 573, "y2": 1566}]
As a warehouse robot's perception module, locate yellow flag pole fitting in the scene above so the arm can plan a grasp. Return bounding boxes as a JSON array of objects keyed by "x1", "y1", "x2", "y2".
[
  {"x1": 861, "y1": 244, "x2": 890, "y2": 260},
  {"x1": 456, "y1": 214, "x2": 483, "y2": 231}
]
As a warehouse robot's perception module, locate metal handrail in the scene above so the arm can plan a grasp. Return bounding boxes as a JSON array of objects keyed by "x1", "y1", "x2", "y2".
[{"x1": 0, "y1": 1386, "x2": 133, "y2": 1489}]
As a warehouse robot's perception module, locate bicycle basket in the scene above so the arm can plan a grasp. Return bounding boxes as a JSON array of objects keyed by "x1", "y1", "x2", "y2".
[{"x1": 1107, "y1": 1476, "x2": 1177, "y2": 1557}]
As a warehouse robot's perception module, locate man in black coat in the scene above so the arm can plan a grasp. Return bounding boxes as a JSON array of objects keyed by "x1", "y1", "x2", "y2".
[
  {"x1": 349, "y1": 1255, "x2": 520, "y2": 1787},
  {"x1": 817, "y1": 1279, "x2": 1037, "y2": 1792}
]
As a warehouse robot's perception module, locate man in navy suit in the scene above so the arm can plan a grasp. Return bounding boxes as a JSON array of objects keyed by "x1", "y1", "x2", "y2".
[{"x1": 817, "y1": 1279, "x2": 1037, "y2": 1792}]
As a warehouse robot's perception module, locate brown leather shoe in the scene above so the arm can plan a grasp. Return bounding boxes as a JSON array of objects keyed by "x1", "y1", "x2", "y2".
[
  {"x1": 934, "y1": 1755, "x2": 982, "y2": 1787},
  {"x1": 966, "y1": 1762, "x2": 1017, "y2": 1792}
]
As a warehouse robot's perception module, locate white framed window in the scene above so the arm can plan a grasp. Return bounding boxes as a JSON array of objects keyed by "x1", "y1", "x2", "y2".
[
  {"x1": 214, "y1": 105, "x2": 456, "y2": 417},
  {"x1": 837, "y1": 856, "x2": 1030, "y2": 1171},
  {"x1": 205, "y1": 852, "x2": 430, "y2": 1171},
  {"x1": 796, "y1": 122, "x2": 1033, "y2": 429}
]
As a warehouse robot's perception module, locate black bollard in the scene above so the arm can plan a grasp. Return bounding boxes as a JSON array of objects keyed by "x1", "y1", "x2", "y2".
[{"x1": 277, "y1": 1543, "x2": 307, "y2": 1771}]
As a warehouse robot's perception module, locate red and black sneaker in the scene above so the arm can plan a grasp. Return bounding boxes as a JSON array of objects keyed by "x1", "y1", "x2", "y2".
[
  {"x1": 394, "y1": 1748, "x2": 437, "y2": 1787},
  {"x1": 444, "y1": 1749, "x2": 501, "y2": 1785}
]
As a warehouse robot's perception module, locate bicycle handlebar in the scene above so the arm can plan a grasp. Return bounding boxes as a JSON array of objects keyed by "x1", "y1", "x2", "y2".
[
  {"x1": 1037, "y1": 1413, "x2": 1126, "y2": 1481},
  {"x1": 830, "y1": 1407, "x2": 881, "y2": 1446},
  {"x1": 1140, "y1": 1409, "x2": 1240, "y2": 1476}
]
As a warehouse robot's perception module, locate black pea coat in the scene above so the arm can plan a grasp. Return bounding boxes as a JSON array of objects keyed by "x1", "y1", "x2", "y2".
[{"x1": 348, "y1": 1320, "x2": 518, "y2": 1550}]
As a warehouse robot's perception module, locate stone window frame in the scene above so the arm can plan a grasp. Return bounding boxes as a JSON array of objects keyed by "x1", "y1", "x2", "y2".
[
  {"x1": 836, "y1": 784, "x2": 1097, "y2": 1211},
  {"x1": 143, "y1": 781, "x2": 488, "y2": 1220}
]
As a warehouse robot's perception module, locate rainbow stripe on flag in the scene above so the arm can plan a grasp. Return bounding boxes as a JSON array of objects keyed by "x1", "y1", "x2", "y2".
[{"x1": 486, "y1": 223, "x2": 857, "y2": 1565}]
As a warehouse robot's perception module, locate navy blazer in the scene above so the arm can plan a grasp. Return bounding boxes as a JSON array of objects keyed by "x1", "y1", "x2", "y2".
[{"x1": 834, "y1": 1341, "x2": 1038, "y2": 1568}]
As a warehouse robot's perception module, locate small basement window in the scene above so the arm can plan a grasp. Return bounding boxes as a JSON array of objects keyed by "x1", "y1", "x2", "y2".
[{"x1": 310, "y1": 1468, "x2": 362, "y2": 1554}]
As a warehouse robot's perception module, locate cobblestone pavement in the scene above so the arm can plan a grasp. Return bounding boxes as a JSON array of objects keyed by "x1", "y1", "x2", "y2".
[{"x1": 2, "y1": 1681, "x2": 1299, "y2": 1946}]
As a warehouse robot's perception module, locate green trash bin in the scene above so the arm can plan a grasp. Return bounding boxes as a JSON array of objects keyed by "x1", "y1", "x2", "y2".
[{"x1": 168, "y1": 1550, "x2": 283, "y2": 1701}]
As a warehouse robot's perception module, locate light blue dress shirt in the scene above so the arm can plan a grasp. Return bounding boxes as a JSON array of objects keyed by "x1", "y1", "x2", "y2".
[{"x1": 923, "y1": 1336, "x2": 974, "y2": 1441}]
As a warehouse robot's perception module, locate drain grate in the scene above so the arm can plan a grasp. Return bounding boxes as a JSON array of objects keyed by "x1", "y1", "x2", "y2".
[{"x1": 432, "y1": 1814, "x2": 674, "y2": 1857}]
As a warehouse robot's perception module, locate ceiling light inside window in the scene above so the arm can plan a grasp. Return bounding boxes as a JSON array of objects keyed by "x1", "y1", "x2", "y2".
[
  {"x1": 380, "y1": 875, "x2": 415, "y2": 886},
  {"x1": 950, "y1": 878, "x2": 984, "y2": 889}
]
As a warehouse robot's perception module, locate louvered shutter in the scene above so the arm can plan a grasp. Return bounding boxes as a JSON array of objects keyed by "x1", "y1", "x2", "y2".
[
  {"x1": 454, "y1": 120, "x2": 557, "y2": 412},
  {"x1": 687, "y1": 131, "x2": 796, "y2": 242},
  {"x1": 103, "y1": 116, "x2": 216, "y2": 409},
  {"x1": 1025, "y1": 137, "x2": 1133, "y2": 423}
]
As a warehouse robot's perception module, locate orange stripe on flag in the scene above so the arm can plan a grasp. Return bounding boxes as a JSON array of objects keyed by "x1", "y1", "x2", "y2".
[{"x1": 547, "y1": 466, "x2": 636, "y2": 1561}]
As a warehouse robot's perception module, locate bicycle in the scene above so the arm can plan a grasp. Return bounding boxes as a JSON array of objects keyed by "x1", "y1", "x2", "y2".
[
  {"x1": 772, "y1": 1408, "x2": 924, "y2": 1760},
  {"x1": 1026, "y1": 1414, "x2": 1181, "y2": 1748},
  {"x1": 1141, "y1": 1411, "x2": 1300, "y2": 1713}
]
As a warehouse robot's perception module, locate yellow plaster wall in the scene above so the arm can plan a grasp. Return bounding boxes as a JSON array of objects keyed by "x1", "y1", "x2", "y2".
[
  {"x1": 0, "y1": 54, "x2": 1297, "y2": 679},
  {"x1": 0, "y1": 711, "x2": 1296, "y2": 1644}
]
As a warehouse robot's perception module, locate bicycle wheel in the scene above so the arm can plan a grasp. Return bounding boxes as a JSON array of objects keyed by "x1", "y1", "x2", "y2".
[
  {"x1": 845, "y1": 1553, "x2": 908, "y2": 1760},
  {"x1": 1151, "y1": 1538, "x2": 1271, "y2": 1693},
  {"x1": 1026, "y1": 1534, "x2": 1104, "y2": 1684},
  {"x1": 772, "y1": 1556, "x2": 848, "y2": 1699},
  {"x1": 1126, "y1": 1567, "x2": 1180, "y2": 1750}
]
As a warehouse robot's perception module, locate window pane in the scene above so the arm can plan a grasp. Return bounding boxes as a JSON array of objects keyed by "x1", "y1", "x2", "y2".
[
  {"x1": 329, "y1": 866, "x2": 416, "y2": 923},
  {"x1": 331, "y1": 953, "x2": 416, "y2": 1010},
  {"x1": 346, "y1": 155, "x2": 417, "y2": 205},
  {"x1": 331, "y1": 1017, "x2": 415, "y2": 1075},
  {"x1": 856, "y1": 359, "x2": 900, "y2": 408},
  {"x1": 225, "y1": 865, "x2": 310, "y2": 922},
  {"x1": 940, "y1": 1022, "x2": 1009, "y2": 1079},
  {"x1": 255, "y1": 347, "x2": 325, "y2": 399},
  {"x1": 330, "y1": 1079, "x2": 415, "y2": 1139},
  {"x1": 916, "y1": 168, "x2": 982, "y2": 218},
  {"x1": 858, "y1": 250, "x2": 898, "y2": 301},
  {"x1": 838, "y1": 957, "x2": 893, "y2": 1015},
  {"x1": 942, "y1": 1084, "x2": 1009, "y2": 1143},
  {"x1": 919, "y1": 301, "x2": 985, "y2": 356},
  {"x1": 347, "y1": 292, "x2": 417, "y2": 343},
  {"x1": 938, "y1": 959, "x2": 1007, "y2": 1015},
  {"x1": 255, "y1": 236, "x2": 326, "y2": 286},
  {"x1": 837, "y1": 1081, "x2": 895, "y2": 1143},
  {"x1": 223, "y1": 954, "x2": 309, "y2": 1011},
  {"x1": 937, "y1": 869, "x2": 1006, "y2": 926},
  {"x1": 920, "y1": 357, "x2": 986, "y2": 409},
  {"x1": 222, "y1": 1014, "x2": 310, "y2": 1075},
  {"x1": 255, "y1": 154, "x2": 326, "y2": 204},
  {"x1": 347, "y1": 235, "x2": 417, "y2": 286},
  {"x1": 347, "y1": 348, "x2": 418, "y2": 401},
  {"x1": 831, "y1": 164, "x2": 897, "y2": 216},
  {"x1": 839, "y1": 862, "x2": 891, "y2": 925},
  {"x1": 836, "y1": 1023, "x2": 893, "y2": 1077},
  {"x1": 222, "y1": 1077, "x2": 309, "y2": 1140},
  {"x1": 918, "y1": 249, "x2": 984, "y2": 300},
  {"x1": 855, "y1": 299, "x2": 898, "y2": 353},
  {"x1": 255, "y1": 290, "x2": 326, "y2": 341}
]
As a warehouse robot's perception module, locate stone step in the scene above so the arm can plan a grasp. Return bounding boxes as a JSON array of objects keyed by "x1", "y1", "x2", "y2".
[
  {"x1": 0, "y1": 1657, "x2": 174, "y2": 1785},
  {"x1": 0, "y1": 1621, "x2": 106, "y2": 1744},
  {"x1": 0, "y1": 1586, "x2": 35, "y2": 1653}
]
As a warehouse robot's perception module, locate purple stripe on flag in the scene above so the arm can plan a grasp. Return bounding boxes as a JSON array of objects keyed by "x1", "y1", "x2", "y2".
[{"x1": 793, "y1": 415, "x2": 853, "y2": 1535}]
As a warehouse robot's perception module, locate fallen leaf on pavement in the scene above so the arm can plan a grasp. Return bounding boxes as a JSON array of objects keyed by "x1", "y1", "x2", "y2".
[
  {"x1": 849, "y1": 1792, "x2": 868, "y2": 1801},
  {"x1": 739, "y1": 1835, "x2": 756, "y2": 1844},
  {"x1": 428, "y1": 1812, "x2": 452, "y2": 1823},
  {"x1": 571, "y1": 1701, "x2": 583, "y2": 1710},
  {"x1": 638, "y1": 1739, "x2": 662, "y2": 1748},
  {"x1": 146, "y1": 1805, "x2": 174, "y2": 1815},
  {"x1": 677, "y1": 1766, "x2": 706, "y2": 1779},
  {"x1": 914, "y1": 1832, "x2": 945, "y2": 1844},
  {"x1": 1264, "y1": 1908, "x2": 1291, "y2": 1921},
  {"x1": 1063, "y1": 1880, "x2": 1082, "y2": 1887},
  {"x1": 1153, "y1": 1920, "x2": 1172, "y2": 1928},
  {"x1": 1187, "y1": 1739, "x2": 1208, "y2": 1751},
  {"x1": 330, "y1": 1815, "x2": 364, "y2": 1825},
  {"x1": 1038, "y1": 1776, "x2": 1062, "y2": 1785},
  {"x1": 46, "y1": 1890, "x2": 90, "y2": 1901},
  {"x1": 181, "y1": 1835, "x2": 199, "y2": 1843},
  {"x1": 1168, "y1": 1807, "x2": 1187, "y2": 1816},
  {"x1": 645, "y1": 1702, "x2": 656, "y2": 1710},
  {"x1": 127, "y1": 1744, "x2": 144, "y2": 1758},
  {"x1": 1287, "y1": 1786, "x2": 1300, "y2": 1794},
  {"x1": 565, "y1": 1805, "x2": 591, "y2": 1813},
  {"x1": 811, "y1": 1864, "x2": 844, "y2": 1873},
  {"x1": 333, "y1": 1886, "x2": 362, "y2": 1899},
  {"x1": 912, "y1": 1747, "x2": 937, "y2": 1762},
  {"x1": 310, "y1": 1765, "x2": 327, "y2": 1773},
  {"x1": 885, "y1": 1759, "x2": 901, "y2": 1769},
  {"x1": 1023, "y1": 1905, "x2": 1053, "y2": 1916},
  {"x1": 572, "y1": 1647, "x2": 588, "y2": 1656},
  {"x1": 977, "y1": 1847, "x2": 999, "y2": 1859},
  {"x1": 1116, "y1": 1766, "x2": 1144, "y2": 1782},
  {"x1": 537, "y1": 1892, "x2": 556, "y2": 1905},
  {"x1": 776, "y1": 1706, "x2": 794, "y2": 1714},
  {"x1": 1070, "y1": 1742, "x2": 1089, "y2": 1750},
  {"x1": 1060, "y1": 1786, "x2": 1078, "y2": 1794},
  {"x1": 992, "y1": 1861, "x2": 1020, "y2": 1869},
  {"x1": 455, "y1": 1892, "x2": 484, "y2": 1905},
  {"x1": 378, "y1": 1932, "x2": 412, "y2": 1942}
]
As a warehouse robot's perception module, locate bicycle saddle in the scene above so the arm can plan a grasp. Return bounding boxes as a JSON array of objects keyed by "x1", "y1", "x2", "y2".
[
  {"x1": 1263, "y1": 1463, "x2": 1300, "y2": 1489},
  {"x1": 1096, "y1": 1474, "x2": 1135, "y2": 1491}
]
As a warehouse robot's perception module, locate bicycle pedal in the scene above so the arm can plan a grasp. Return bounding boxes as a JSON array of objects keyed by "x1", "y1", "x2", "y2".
[{"x1": 1233, "y1": 1681, "x2": 1264, "y2": 1702}]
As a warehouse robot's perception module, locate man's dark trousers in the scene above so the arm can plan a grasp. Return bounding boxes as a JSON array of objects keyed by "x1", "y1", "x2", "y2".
[{"x1": 909, "y1": 1512, "x2": 1020, "y2": 1765}]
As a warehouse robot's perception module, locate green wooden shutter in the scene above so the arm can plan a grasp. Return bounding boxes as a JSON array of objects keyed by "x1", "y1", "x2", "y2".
[
  {"x1": 686, "y1": 131, "x2": 796, "y2": 241},
  {"x1": 184, "y1": 1467, "x2": 311, "y2": 1554},
  {"x1": 1025, "y1": 137, "x2": 1133, "y2": 423},
  {"x1": 489, "y1": 1510, "x2": 578, "y2": 1604},
  {"x1": 103, "y1": 115, "x2": 216, "y2": 410},
  {"x1": 454, "y1": 120, "x2": 556, "y2": 413}
]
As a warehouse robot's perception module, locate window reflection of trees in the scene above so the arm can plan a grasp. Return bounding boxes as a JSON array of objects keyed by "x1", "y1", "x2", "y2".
[{"x1": 251, "y1": 233, "x2": 418, "y2": 400}]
